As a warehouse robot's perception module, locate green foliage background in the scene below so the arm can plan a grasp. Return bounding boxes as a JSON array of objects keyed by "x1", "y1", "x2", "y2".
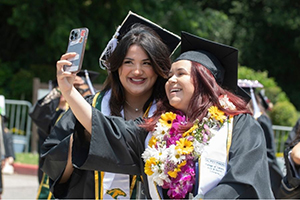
[
  {"x1": 1, "y1": 0, "x2": 300, "y2": 114},
  {"x1": 270, "y1": 101, "x2": 298, "y2": 126},
  {"x1": 238, "y1": 66, "x2": 298, "y2": 126}
]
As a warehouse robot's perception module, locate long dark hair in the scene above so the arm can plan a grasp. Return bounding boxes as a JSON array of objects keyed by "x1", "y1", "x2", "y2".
[
  {"x1": 102, "y1": 24, "x2": 171, "y2": 116},
  {"x1": 142, "y1": 61, "x2": 251, "y2": 131}
]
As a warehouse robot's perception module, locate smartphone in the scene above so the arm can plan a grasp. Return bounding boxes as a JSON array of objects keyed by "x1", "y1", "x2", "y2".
[{"x1": 63, "y1": 27, "x2": 89, "y2": 72}]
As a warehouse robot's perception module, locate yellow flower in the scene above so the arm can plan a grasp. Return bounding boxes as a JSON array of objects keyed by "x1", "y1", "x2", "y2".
[
  {"x1": 159, "y1": 112, "x2": 177, "y2": 128},
  {"x1": 182, "y1": 124, "x2": 198, "y2": 137},
  {"x1": 167, "y1": 160, "x2": 187, "y2": 178},
  {"x1": 168, "y1": 167, "x2": 181, "y2": 178},
  {"x1": 175, "y1": 138, "x2": 193, "y2": 155},
  {"x1": 178, "y1": 160, "x2": 187, "y2": 168},
  {"x1": 208, "y1": 106, "x2": 227, "y2": 123},
  {"x1": 144, "y1": 157, "x2": 158, "y2": 176},
  {"x1": 148, "y1": 136, "x2": 157, "y2": 147}
]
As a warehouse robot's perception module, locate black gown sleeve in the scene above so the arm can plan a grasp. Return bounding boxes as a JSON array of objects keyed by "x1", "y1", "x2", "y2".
[
  {"x1": 72, "y1": 106, "x2": 148, "y2": 175},
  {"x1": 40, "y1": 95, "x2": 105, "y2": 199},
  {"x1": 276, "y1": 118, "x2": 300, "y2": 198},
  {"x1": 204, "y1": 114, "x2": 275, "y2": 199},
  {"x1": 73, "y1": 112, "x2": 274, "y2": 199},
  {"x1": 40, "y1": 108, "x2": 76, "y2": 181},
  {"x1": 257, "y1": 114, "x2": 283, "y2": 197},
  {"x1": 71, "y1": 106, "x2": 151, "y2": 198},
  {"x1": 29, "y1": 91, "x2": 60, "y2": 137},
  {"x1": 276, "y1": 146, "x2": 300, "y2": 199},
  {"x1": 285, "y1": 118, "x2": 300, "y2": 148},
  {"x1": 40, "y1": 107, "x2": 95, "y2": 199}
]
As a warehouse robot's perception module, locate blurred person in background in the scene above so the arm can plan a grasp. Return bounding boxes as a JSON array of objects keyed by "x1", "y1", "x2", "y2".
[
  {"x1": 29, "y1": 70, "x2": 99, "y2": 199},
  {"x1": 238, "y1": 79, "x2": 283, "y2": 198},
  {"x1": 0, "y1": 95, "x2": 16, "y2": 198},
  {"x1": 0, "y1": 114, "x2": 6, "y2": 198},
  {"x1": 277, "y1": 117, "x2": 300, "y2": 198},
  {"x1": 1, "y1": 115, "x2": 15, "y2": 175}
]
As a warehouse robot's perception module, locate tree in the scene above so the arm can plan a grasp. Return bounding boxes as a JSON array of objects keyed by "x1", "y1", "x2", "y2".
[
  {"x1": 1, "y1": 0, "x2": 300, "y2": 112},
  {"x1": 201, "y1": 0, "x2": 300, "y2": 109}
]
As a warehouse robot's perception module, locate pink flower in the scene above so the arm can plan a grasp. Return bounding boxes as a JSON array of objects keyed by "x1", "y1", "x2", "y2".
[
  {"x1": 143, "y1": 107, "x2": 228, "y2": 199},
  {"x1": 166, "y1": 135, "x2": 180, "y2": 147},
  {"x1": 164, "y1": 158, "x2": 196, "y2": 199}
]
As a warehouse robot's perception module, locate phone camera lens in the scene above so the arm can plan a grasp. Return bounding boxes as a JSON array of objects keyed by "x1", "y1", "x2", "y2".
[{"x1": 70, "y1": 29, "x2": 80, "y2": 41}]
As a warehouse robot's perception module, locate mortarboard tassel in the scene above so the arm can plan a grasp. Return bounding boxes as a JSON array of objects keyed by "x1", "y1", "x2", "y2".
[
  {"x1": 99, "y1": 26, "x2": 121, "y2": 70},
  {"x1": 250, "y1": 87, "x2": 261, "y2": 119}
]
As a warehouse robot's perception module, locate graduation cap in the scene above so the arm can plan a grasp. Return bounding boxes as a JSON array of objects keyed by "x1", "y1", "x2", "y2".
[
  {"x1": 238, "y1": 79, "x2": 264, "y2": 118},
  {"x1": 76, "y1": 70, "x2": 100, "y2": 95},
  {"x1": 237, "y1": 86, "x2": 251, "y2": 103},
  {"x1": 77, "y1": 70, "x2": 99, "y2": 83},
  {"x1": 99, "y1": 11, "x2": 181, "y2": 69},
  {"x1": 258, "y1": 89, "x2": 270, "y2": 110},
  {"x1": 237, "y1": 79, "x2": 263, "y2": 98},
  {"x1": 49, "y1": 70, "x2": 99, "y2": 95},
  {"x1": 238, "y1": 79, "x2": 263, "y2": 91},
  {"x1": 175, "y1": 31, "x2": 245, "y2": 93}
]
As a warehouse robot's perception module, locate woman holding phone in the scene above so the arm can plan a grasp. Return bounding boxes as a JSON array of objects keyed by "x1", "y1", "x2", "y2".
[
  {"x1": 40, "y1": 12, "x2": 180, "y2": 199},
  {"x1": 48, "y1": 31, "x2": 274, "y2": 199}
]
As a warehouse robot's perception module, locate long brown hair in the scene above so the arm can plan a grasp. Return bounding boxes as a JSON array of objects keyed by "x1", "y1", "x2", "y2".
[
  {"x1": 102, "y1": 24, "x2": 171, "y2": 116},
  {"x1": 142, "y1": 61, "x2": 251, "y2": 131}
]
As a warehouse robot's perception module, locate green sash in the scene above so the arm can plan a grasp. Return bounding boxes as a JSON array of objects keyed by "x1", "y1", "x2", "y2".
[
  {"x1": 36, "y1": 173, "x2": 54, "y2": 200},
  {"x1": 93, "y1": 91, "x2": 140, "y2": 199}
]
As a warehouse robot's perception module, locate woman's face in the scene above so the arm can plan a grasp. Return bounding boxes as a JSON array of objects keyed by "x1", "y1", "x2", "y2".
[
  {"x1": 165, "y1": 60, "x2": 195, "y2": 114},
  {"x1": 118, "y1": 44, "x2": 158, "y2": 99}
]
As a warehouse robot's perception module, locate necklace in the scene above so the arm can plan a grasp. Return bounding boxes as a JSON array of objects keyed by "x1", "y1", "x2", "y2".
[{"x1": 125, "y1": 100, "x2": 141, "y2": 112}]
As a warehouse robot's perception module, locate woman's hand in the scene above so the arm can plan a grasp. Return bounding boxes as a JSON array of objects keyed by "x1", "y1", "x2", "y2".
[
  {"x1": 56, "y1": 52, "x2": 92, "y2": 134},
  {"x1": 56, "y1": 52, "x2": 78, "y2": 95},
  {"x1": 291, "y1": 142, "x2": 300, "y2": 166}
]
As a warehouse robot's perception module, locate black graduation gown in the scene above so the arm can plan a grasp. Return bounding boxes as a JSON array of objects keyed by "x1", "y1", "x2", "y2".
[
  {"x1": 29, "y1": 94, "x2": 65, "y2": 183},
  {"x1": 257, "y1": 114, "x2": 283, "y2": 197},
  {"x1": 29, "y1": 96, "x2": 61, "y2": 141},
  {"x1": 285, "y1": 118, "x2": 300, "y2": 147},
  {"x1": 276, "y1": 118, "x2": 300, "y2": 198},
  {"x1": 40, "y1": 95, "x2": 98, "y2": 199},
  {"x1": 276, "y1": 147, "x2": 300, "y2": 199},
  {"x1": 40, "y1": 95, "x2": 141, "y2": 199},
  {"x1": 65, "y1": 106, "x2": 274, "y2": 199}
]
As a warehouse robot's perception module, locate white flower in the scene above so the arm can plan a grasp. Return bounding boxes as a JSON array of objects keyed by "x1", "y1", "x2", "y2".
[
  {"x1": 142, "y1": 104, "x2": 232, "y2": 198},
  {"x1": 141, "y1": 147, "x2": 154, "y2": 161},
  {"x1": 219, "y1": 94, "x2": 236, "y2": 110},
  {"x1": 151, "y1": 163, "x2": 170, "y2": 186},
  {"x1": 168, "y1": 144, "x2": 185, "y2": 164},
  {"x1": 193, "y1": 140, "x2": 205, "y2": 157},
  {"x1": 142, "y1": 145, "x2": 168, "y2": 163},
  {"x1": 153, "y1": 122, "x2": 169, "y2": 141}
]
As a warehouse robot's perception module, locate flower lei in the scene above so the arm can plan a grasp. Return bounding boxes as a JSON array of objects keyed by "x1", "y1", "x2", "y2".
[{"x1": 142, "y1": 95, "x2": 235, "y2": 199}]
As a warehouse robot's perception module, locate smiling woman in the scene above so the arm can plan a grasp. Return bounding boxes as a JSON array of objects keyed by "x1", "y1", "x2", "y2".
[
  {"x1": 118, "y1": 44, "x2": 158, "y2": 119},
  {"x1": 166, "y1": 60, "x2": 194, "y2": 114},
  {"x1": 49, "y1": 31, "x2": 275, "y2": 199},
  {"x1": 40, "y1": 11, "x2": 180, "y2": 199}
]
